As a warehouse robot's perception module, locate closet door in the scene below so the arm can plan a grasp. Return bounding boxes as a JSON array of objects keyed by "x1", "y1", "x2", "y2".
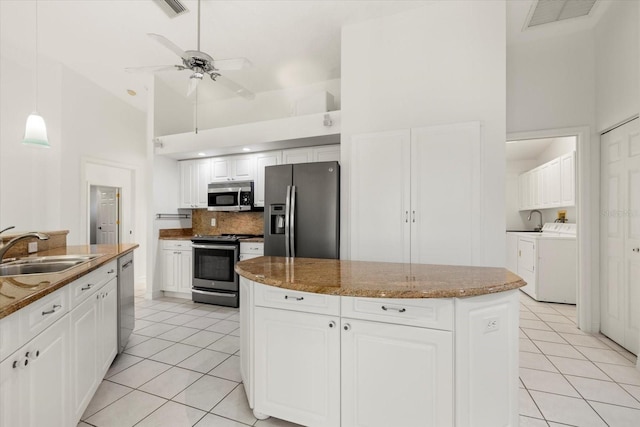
[
  {"x1": 600, "y1": 118, "x2": 640, "y2": 354},
  {"x1": 410, "y1": 122, "x2": 481, "y2": 266},
  {"x1": 351, "y1": 130, "x2": 411, "y2": 263}
]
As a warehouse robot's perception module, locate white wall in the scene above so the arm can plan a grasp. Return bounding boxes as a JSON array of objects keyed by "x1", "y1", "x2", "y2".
[
  {"x1": 595, "y1": 0, "x2": 639, "y2": 131},
  {"x1": 341, "y1": 1, "x2": 506, "y2": 267},
  {"x1": 0, "y1": 38, "x2": 147, "y2": 281},
  {"x1": 536, "y1": 136, "x2": 576, "y2": 164},
  {"x1": 155, "y1": 78, "x2": 341, "y2": 137}
]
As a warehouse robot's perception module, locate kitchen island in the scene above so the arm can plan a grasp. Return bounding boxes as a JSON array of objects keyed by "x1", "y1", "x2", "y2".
[{"x1": 236, "y1": 256, "x2": 526, "y2": 427}]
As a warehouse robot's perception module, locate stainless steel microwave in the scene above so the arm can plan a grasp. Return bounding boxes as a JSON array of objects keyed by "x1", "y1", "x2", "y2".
[{"x1": 207, "y1": 181, "x2": 254, "y2": 211}]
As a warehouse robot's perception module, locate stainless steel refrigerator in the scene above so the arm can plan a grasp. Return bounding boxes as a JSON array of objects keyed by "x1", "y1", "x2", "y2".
[{"x1": 264, "y1": 161, "x2": 339, "y2": 259}]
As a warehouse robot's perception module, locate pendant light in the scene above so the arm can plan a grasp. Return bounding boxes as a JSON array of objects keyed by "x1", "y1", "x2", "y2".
[{"x1": 23, "y1": 0, "x2": 49, "y2": 148}]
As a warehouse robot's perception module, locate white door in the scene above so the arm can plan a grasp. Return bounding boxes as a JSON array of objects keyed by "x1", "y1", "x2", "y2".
[
  {"x1": 254, "y1": 307, "x2": 340, "y2": 427},
  {"x1": 341, "y1": 319, "x2": 453, "y2": 427},
  {"x1": 99, "y1": 279, "x2": 118, "y2": 375},
  {"x1": 350, "y1": 130, "x2": 411, "y2": 263},
  {"x1": 410, "y1": 122, "x2": 481, "y2": 266},
  {"x1": 600, "y1": 118, "x2": 640, "y2": 354},
  {"x1": 96, "y1": 187, "x2": 118, "y2": 245},
  {"x1": 24, "y1": 316, "x2": 70, "y2": 427},
  {"x1": 70, "y1": 296, "x2": 99, "y2": 422}
]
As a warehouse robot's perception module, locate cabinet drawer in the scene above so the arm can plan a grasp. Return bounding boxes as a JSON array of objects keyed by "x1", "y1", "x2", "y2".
[
  {"x1": 240, "y1": 242, "x2": 264, "y2": 255},
  {"x1": 163, "y1": 240, "x2": 193, "y2": 250},
  {"x1": 20, "y1": 286, "x2": 69, "y2": 344},
  {"x1": 69, "y1": 261, "x2": 117, "y2": 309},
  {"x1": 341, "y1": 296, "x2": 454, "y2": 330},
  {"x1": 254, "y1": 284, "x2": 339, "y2": 316}
]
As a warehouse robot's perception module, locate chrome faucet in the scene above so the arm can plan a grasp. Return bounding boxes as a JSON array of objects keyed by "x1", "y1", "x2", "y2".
[
  {"x1": 0, "y1": 226, "x2": 16, "y2": 235},
  {"x1": 0, "y1": 232, "x2": 49, "y2": 262},
  {"x1": 527, "y1": 210, "x2": 543, "y2": 232}
]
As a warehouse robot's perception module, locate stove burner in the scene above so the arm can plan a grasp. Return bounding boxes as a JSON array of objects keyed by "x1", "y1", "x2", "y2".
[{"x1": 192, "y1": 234, "x2": 263, "y2": 243}]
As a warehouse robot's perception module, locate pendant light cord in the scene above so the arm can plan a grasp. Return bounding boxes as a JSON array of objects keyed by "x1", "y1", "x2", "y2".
[
  {"x1": 197, "y1": 0, "x2": 201, "y2": 52},
  {"x1": 195, "y1": 0, "x2": 200, "y2": 134},
  {"x1": 34, "y1": 0, "x2": 39, "y2": 112}
]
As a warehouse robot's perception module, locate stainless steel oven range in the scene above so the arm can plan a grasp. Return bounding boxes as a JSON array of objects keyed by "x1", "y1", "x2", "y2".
[{"x1": 191, "y1": 234, "x2": 259, "y2": 307}]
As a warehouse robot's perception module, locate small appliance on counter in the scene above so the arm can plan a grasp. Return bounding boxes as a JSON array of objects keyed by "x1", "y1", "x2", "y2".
[
  {"x1": 191, "y1": 234, "x2": 262, "y2": 307},
  {"x1": 264, "y1": 161, "x2": 340, "y2": 259}
]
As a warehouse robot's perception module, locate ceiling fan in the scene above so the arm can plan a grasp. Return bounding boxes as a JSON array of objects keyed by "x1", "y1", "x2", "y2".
[{"x1": 127, "y1": 0, "x2": 254, "y2": 100}]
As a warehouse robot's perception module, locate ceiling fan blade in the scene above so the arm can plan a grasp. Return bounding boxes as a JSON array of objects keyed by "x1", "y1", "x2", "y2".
[
  {"x1": 213, "y1": 75, "x2": 255, "y2": 100},
  {"x1": 212, "y1": 57, "x2": 252, "y2": 71},
  {"x1": 148, "y1": 33, "x2": 188, "y2": 60},
  {"x1": 187, "y1": 78, "x2": 201, "y2": 97},
  {"x1": 125, "y1": 64, "x2": 181, "y2": 73}
]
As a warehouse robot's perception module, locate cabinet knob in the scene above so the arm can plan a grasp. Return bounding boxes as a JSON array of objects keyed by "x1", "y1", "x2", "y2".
[
  {"x1": 412, "y1": 210, "x2": 416, "y2": 223},
  {"x1": 328, "y1": 321, "x2": 336, "y2": 328},
  {"x1": 405, "y1": 211, "x2": 409, "y2": 223},
  {"x1": 26, "y1": 350, "x2": 39, "y2": 361},
  {"x1": 633, "y1": 248, "x2": 640, "y2": 253},
  {"x1": 343, "y1": 323, "x2": 351, "y2": 331}
]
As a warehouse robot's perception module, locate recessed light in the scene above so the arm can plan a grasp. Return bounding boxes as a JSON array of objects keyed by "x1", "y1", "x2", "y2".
[
  {"x1": 197, "y1": 152, "x2": 206, "y2": 156},
  {"x1": 242, "y1": 147, "x2": 251, "y2": 152},
  {"x1": 127, "y1": 89, "x2": 137, "y2": 96}
]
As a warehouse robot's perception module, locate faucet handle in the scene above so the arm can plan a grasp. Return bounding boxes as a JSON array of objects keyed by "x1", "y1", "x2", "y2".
[{"x1": 0, "y1": 226, "x2": 15, "y2": 235}]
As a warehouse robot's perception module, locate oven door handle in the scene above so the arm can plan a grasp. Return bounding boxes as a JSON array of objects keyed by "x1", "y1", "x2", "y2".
[
  {"x1": 192, "y1": 289, "x2": 237, "y2": 298},
  {"x1": 192, "y1": 244, "x2": 237, "y2": 251}
]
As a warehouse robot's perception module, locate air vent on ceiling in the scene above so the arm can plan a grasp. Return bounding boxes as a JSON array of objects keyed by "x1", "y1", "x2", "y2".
[
  {"x1": 153, "y1": 0, "x2": 189, "y2": 18},
  {"x1": 526, "y1": 0, "x2": 597, "y2": 28}
]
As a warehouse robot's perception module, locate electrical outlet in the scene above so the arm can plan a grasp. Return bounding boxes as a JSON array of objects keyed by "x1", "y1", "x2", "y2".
[
  {"x1": 484, "y1": 317, "x2": 499, "y2": 333},
  {"x1": 211, "y1": 218, "x2": 216, "y2": 227},
  {"x1": 28, "y1": 242, "x2": 38, "y2": 253}
]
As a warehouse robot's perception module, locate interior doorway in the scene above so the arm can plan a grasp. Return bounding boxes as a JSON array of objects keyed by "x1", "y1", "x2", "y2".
[{"x1": 90, "y1": 185, "x2": 120, "y2": 245}]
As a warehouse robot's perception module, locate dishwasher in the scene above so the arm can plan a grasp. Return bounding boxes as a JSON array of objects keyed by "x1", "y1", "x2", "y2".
[{"x1": 118, "y1": 252, "x2": 135, "y2": 353}]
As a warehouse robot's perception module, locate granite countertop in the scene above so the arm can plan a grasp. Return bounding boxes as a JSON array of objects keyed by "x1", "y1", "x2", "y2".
[
  {"x1": 159, "y1": 236, "x2": 194, "y2": 240},
  {"x1": 0, "y1": 244, "x2": 138, "y2": 319},
  {"x1": 236, "y1": 256, "x2": 526, "y2": 298},
  {"x1": 239, "y1": 237, "x2": 264, "y2": 243}
]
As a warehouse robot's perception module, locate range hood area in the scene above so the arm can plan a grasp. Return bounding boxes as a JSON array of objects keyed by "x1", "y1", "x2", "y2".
[{"x1": 154, "y1": 110, "x2": 341, "y2": 160}]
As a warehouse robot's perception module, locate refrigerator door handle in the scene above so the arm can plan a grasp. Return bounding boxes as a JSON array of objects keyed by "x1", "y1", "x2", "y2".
[
  {"x1": 290, "y1": 185, "x2": 296, "y2": 257},
  {"x1": 285, "y1": 185, "x2": 292, "y2": 257}
]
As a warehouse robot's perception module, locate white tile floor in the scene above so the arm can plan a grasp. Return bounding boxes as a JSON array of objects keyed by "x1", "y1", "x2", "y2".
[{"x1": 78, "y1": 290, "x2": 640, "y2": 427}]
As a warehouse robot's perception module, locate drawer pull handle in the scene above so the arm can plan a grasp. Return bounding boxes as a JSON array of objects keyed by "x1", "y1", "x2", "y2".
[
  {"x1": 284, "y1": 295, "x2": 304, "y2": 301},
  {"x1": 81, "y1": 284, "x2": 94, "y2": 291},
  {"x1": 381, "y1": 305, "x2": 406, "y2": 313},
  {"x1": 26, "y1": 350, "x2": 39, "y2": 360},
  {"x1": 108, "y1": 269, "x2": 115, "y2": 274},
  {"x1": 42, "y1": 304, "x2": 61, "y2": 315}
]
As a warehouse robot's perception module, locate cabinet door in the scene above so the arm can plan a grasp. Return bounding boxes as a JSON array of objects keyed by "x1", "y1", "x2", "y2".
[
  {"x1": 410, "y1": 122, "x2": 480, "y2": 266},
  {"x1": 547, "y1": 158, "x2": 561, "y2": 206},
  {"x1": 519, "y1": 172, "x2": 530, "y2": 210},
  {"x1": 239, "y1": 277, "x2": 253, "y2": 408},
  {"x1": 0, "y1": 347, "x2": 24, "y2": 426},
  {"x1": 233, "y1": 155, "x2": 256, "y2": 180},
  {"x1": 162, "y1": 250, "x2": 178, "y2": 292},
  {"x1": 341, "y1": 319, "x2": 453, "y2": 427},
  {"x1": 312, "y1": 145, "x2": 340, "y2": 162},
  {"x1": 24, "y1": 315, "x2": 70, "y2": 427},
  {"x1": 351, "y1": 130, "x2": 411, "y2": 263},
  {"x1": 505, "y1": 233, "x2": 518, "y2": 274},
  {"x1": 211, "y1": 158, "x2": 231, "y2": 181},
  {"x1": 194, "y1": 159, "x2": 211, "y2": 207},
  {"x1": 282, "y1": 147, "x2": 312, "y2": 164},
  {"x1": 255, "y1": 152, "x2": 281, "y2": 207},
  {"x1": 180, "y1": 161, "x2": 194, "y2": 208},
  {"x1": 561, "y1": 151, "x2": 575, "y2": 206},
  {"x1": 99, "y1": 279, "x2": 118, "y2": 376},
  {"x1": 254, "y1": 307, "x2": 340, "y2": 427},
  {"x1": 540, "y1": 164, "x2": 550, "y2": 206},
  {"x1": 70, "y1": 296, "x2": 99, "y2": 422},
  {"x1": 177, "y1": 249, "x2": 193, "y2": 293},
  {"x1": 517, "y1": 238, "x2": 537, "y2": 298}
]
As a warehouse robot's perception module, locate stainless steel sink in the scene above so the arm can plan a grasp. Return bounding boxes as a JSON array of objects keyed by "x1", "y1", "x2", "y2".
[{"x1": 0, "y1": 254, "x2": 102, "y2": 277}]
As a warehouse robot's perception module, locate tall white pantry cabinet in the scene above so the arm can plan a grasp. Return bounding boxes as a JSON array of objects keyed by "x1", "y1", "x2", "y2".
[{"x1": 350, "y1": 122, "x2": 481, "y2": 265}]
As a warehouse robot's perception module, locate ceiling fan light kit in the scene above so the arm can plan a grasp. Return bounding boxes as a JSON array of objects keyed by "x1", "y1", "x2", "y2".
[{"x1": 23, "y1": 0, "x2": 50, "y2": 148}]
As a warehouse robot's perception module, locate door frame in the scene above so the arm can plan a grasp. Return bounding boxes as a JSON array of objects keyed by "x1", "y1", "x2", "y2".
[{"x1": 507, "y1": 126, "x2": 596, "y2": 333}]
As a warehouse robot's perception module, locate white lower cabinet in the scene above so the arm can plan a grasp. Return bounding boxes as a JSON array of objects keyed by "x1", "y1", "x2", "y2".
[
  {"x1": 254, "y1": 307, "x2": 340, "y2": 427},
  {"x1": 161, "y1": 240, "x2": 193, "y2": 294},
  {"x1": 244, "y1": 281, "x2": 520, "y2": 427},
  {"x1": 70, "y1": 276, "x2": 118, "y2": 422},
  {"x1": 341, "y1": 319, "x2": 453, "y2": 427},
  {"x1": 1, "y1": 314, "x2": 70, "y2": 427}
]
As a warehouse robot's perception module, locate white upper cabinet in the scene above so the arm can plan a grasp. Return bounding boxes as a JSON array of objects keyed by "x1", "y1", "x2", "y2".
[
  {"x1": 254, "y1": 152, "x2": 281, "y2": 208},
  {"x1": 312, "y1": 145, "x2": 341, "y2": 162},
  {"x1": 282, "y1": 147, "x2": 313, "y2": 164},
  {"x1": 518, "y1": 151, "x2": 575, "y2": 211},
  {"x1": 351, "y1": 123, "x2": 480, "y2": 266},
  {"x1": 180, "y1": 158, "x2": 211, "y2": 209},
  {"x1": 211, "y1": 155, "x2": 256, "y2": 182}
]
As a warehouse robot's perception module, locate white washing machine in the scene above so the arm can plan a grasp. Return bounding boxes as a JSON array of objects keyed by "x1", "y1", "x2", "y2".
[{"x1": 506, "y1": 223, "x2": 576, "y2": 304}]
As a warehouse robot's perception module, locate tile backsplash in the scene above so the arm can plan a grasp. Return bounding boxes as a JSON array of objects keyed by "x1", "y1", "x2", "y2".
[{"x1": 192, "y1": 210, "x2": 264, "y2": 236}]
